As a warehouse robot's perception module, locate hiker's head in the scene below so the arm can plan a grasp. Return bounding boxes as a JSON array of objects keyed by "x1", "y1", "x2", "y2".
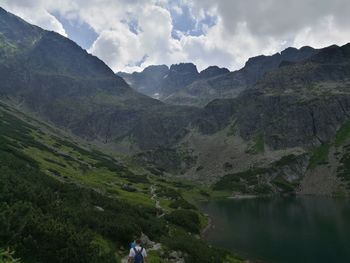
[{"x1": 135, "y1": 239, "x2": 142, "y2": 245}]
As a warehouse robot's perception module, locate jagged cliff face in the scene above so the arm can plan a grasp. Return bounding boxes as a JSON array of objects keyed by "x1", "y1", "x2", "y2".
[
  {"x1": 117, "y1": 65, "x2": 169, "y2": 98},
  {"x1": 197, "y1": 44, "x2": 350, "y2": 150},
  {"x1": 118, "y1": 63, "x2": 230, "y2": 104},
  {"x1": 121, "y1": 46, "x2": 319, "y2": 106}
]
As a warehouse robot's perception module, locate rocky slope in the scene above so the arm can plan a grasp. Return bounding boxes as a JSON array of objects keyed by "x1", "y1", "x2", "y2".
[{"x1": 181, "y1": 43, "x2": 350, "y2": 196}]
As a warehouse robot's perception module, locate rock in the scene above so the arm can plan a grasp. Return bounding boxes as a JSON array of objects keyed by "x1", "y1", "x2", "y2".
[
  {"x1": 121, "y1": 184, "x2": 137, "y2": 192},
  {"x1": 199, "y1": 66, "x2": 229, "y2": 79},
  {"x1": 117, "y1": 65, "x2": 169, "y2": 98},
  {"x1": 168, "y1": 251, "x2": 186, "y2": 263},
  {"x1": 94, "y1": 206, "x2": 104, "y2": 212},
  {"x1": 140, "y1": 233, "x2": 155, "y2": 248}
]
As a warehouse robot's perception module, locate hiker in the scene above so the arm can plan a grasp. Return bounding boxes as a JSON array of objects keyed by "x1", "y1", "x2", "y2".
[
  {"x1": 129, "y1": 240, "x2": 136, "y2": 249},
  {"x1": 128, "y1": 239, "x2": 147, "y2": 263}
]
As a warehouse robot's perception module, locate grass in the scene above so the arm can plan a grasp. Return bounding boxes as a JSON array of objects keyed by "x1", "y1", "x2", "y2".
[
  {"x1": 308, "y1": 144, "x2": 330, "y2": 169},
  {"x1": 247, "y1": 132, "x2": 265, "y2": 154},
  {"x1": 335, "y1": 121, "x2": 350, "y2": 147}
]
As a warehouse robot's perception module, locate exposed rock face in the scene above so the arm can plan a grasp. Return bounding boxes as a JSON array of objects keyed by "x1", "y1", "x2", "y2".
[
  {"x1": 199, "y1": 66, "x2": 230, "y2": 79},
  {"x1": 128, "y1": 46, "x2": 319, "y2": 106},
  {"x1": 119, "y1": 64, "x2": 230, "y2": 105},
  {"x1": 117, "y1": 65, "x2": 169, "y2": 98},
  {"x1": 160, "y1": 63, "x2": 199, "y2": 97},
  {"x1": 132, "y1": 147, "x2": 197, "y2": 174}
]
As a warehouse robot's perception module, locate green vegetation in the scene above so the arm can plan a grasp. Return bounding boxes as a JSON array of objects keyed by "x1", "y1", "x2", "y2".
[
  {"x1": 0, "y1": 104, "x2": 243, "y2": 262},
  {"x1": 213, "y1": 154, "x2": 305, "y2": 195},
  {"x1": 0, "y1": 143, "x2": 166, "y2": 262},
  {"x1": 336, "y1": 144, "x2": 350, "y2": 189},
  {"x1": 165, "y1": 210, "x2": 201, "y2": 234},
  {"x1": 169, "y1": 199, "x2": 197, "y2": 210},
  {"x1": 247, "y1": 132, "x2": 265, "y2": 154},
  {"x1": 271, "y1": 176, "x2": 295, "y2": 193},
  {"x1": 213, "y1": 168, "x2": 271, "y2": 193},
  {"x1": 162, "y1": 229, "x2": 243, "y2": 263},
  {"x1": 335, "y1": 121, "x2": 350, "y2": 147},
  {"x1": 309, "y1": 144, "x2": 330, "y2": 169}
]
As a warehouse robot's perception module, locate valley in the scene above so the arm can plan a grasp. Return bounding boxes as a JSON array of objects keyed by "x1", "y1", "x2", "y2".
[{"x1": 1, "y1": 5, "x2": 350, "y2": 263}]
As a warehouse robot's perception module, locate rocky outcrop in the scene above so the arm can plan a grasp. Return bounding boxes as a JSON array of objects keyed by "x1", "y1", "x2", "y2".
[
  {"x1": 199, "y1": 66, "x2": 229, "y2": 79},
  {"x1": 117, "y1": 65, "x2": 169, "y2": 98},
  {"x1": 160, "y1": 63, "x2": 199, "y2": 97},
  {"x1": 163, "y1": 46, "x2": 319, "y2": 106}
]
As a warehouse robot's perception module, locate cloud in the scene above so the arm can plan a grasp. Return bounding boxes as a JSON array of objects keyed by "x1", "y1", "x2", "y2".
[
  {"x1": 0, "y1": 0, "x2": 67, "y2": 36},
  {"x1": 1, "y1": 0, "x2": 350, "y2": 73}
]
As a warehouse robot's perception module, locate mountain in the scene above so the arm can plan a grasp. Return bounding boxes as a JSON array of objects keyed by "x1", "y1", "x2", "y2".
[
  {"x1": 133, "y1": 43, "x2": 350, "y2": 197},
  {"x1": 189, "y1": 43, "x2": 350, "y2": 195},
  {"x1": 117, "y1": 64, "x2": 169, "y2": 98},
  {"x1": 117, "y1": 63, "x2": 230, "y2": 101},
  {"x1": 199, "y1": 65, "x2": 230, "y2": 79},
  {"x1": 121, "y1": 46, "x2": 319, "y2": 106},
  {"x1": 0, "y1": 7, "x2": 205, "y2": 152},
  {"x1": 1, "y1": 6, "x2": 350, "y2": 199}
]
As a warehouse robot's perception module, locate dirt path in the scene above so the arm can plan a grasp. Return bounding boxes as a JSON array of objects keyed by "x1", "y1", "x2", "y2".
[
  {"x1": 121, "y1": 186, "x2": 165, "y2": 262},
  {"x1": 150, "y1": 185, "x2": 166, "y2": 217}
]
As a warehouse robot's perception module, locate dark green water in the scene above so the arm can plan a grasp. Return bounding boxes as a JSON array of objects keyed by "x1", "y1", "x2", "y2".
[{"x1": 201, "y1": 196, "x2": 350, "y2": 263}]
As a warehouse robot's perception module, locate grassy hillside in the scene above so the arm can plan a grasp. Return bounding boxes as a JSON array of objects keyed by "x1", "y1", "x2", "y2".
[{"x1": 0, "y1": 102, "x2": 243, "y2": 263}]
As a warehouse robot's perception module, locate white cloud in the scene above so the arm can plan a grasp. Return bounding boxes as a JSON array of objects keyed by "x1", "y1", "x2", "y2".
[
  {"x1": 1, "y1": 0, "x2": 350, "y2": 73},
  {"x1": 0, "y1": 1, "x2": 67, "y2": 36}
]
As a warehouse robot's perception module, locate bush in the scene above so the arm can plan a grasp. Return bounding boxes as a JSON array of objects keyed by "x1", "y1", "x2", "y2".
[
  {"x1": 164, "y1": 210, "x2": 201, "y2": 234},
  {"x1": 169, "y1": 199, "x2": 197, "y2": 210},
  {"x1": 162, "y1": 229, "x2": 243, "y2": 263},
  {"x1": 0, "y1": 248, "x2": 20, "y2": 263}
]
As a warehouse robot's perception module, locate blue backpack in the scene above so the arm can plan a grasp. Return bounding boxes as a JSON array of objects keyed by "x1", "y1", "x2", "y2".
[{"x1": 133, "y1": 247, "x2": 144, "y2": 263}]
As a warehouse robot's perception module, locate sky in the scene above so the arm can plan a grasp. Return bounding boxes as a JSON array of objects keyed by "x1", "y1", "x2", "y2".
[{"x1": 1, "y1": 0, "x2": 350, "y2": 73}]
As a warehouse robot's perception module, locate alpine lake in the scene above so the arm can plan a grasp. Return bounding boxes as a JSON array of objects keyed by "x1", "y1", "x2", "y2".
[{"x1": 200, "y1": 196, "x2": 350, "y2": 263}]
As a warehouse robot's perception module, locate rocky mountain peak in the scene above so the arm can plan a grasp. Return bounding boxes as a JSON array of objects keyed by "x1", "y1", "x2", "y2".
[
  {"x1": 169, "y1": 62, "x2": 199, "y2": 75},
  {"x1": 199, "y1": 66, "x2": 230, "y2": 79},
  {"x1": 142, "y1": 64, "x2": 169, "y2": 75}
]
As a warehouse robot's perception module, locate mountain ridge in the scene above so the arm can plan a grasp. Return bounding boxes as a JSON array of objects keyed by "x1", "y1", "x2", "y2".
[{"x1": 119, "y1": 45, "x2": 320, "y2": 106}]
